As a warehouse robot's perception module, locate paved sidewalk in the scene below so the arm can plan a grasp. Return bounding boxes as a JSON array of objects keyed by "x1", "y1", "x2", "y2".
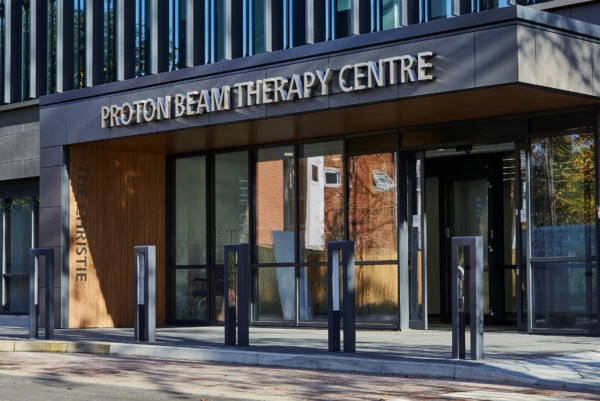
[{"x1": 1, "y1": 315, "x2": 599, "y2": 393}]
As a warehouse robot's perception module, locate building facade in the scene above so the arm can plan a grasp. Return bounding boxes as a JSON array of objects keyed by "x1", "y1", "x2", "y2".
[{"x1": 0, "y1": 0, "x2": 599, "y2": 335}]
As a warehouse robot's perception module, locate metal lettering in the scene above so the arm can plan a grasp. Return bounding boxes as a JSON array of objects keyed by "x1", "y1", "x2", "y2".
[
  {"x1": 186, "y1": 91, "x2": 198, "y2": 116},
  {"x1": 417, "y1": 51, "x2": 435, "y2": 81},
  {"x1": 287, "y1": 74, "x2": 303, "y2": 101},
  {"x1": 339, "y1": 65, "x2": 354, "y2": 92},
  {"x1": 316, "y1": 69, "x2": 334, "y2": 95},
  {"x1": 100, "y1": 52, "x2": 436, "y2": 127}
]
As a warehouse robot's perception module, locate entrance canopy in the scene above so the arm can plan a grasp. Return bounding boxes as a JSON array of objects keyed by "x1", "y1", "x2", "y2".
[
  {"x1": 79, "y1": 85, "x2": 599, "y2": 154},
  {"x1": 40, "y1": 6, "x2": 600, "y2": 154}
]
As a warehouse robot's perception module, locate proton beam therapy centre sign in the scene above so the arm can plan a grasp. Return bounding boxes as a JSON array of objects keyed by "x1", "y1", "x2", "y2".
[{"x1": 101, "y1": 51, "x2": 435, "y2": 129}]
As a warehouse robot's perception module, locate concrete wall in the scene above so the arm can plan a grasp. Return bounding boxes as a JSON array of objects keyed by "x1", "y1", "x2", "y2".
[{"x1": 0, "y1": 103, "x2": 40, "y2": 181}]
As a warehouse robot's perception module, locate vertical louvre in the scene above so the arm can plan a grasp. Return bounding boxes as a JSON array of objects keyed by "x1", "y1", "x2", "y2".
[
  {"x1": 116, "y1": 0, "x2": 134, "y2": 80},
  {"x1": 56, "y1": 0, "x2": 74, "y2": 92},
  {"x1": 4, "y1": 0, "x2": 23, "y2": 103},
  {"x1": 30, "y1": 0, "x2": 48, "y2": 99},
  {"x1": 85, "y1": 0, "x2": 102, "y2": 86}
]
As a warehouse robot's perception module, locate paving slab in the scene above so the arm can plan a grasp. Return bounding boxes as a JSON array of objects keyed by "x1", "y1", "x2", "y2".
[{"x1": 1, "y1": 315, "x2": 599, "y2": 392}]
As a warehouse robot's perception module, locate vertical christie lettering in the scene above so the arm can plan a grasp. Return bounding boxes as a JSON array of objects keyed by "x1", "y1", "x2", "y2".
[{"x1": 74, "y1": 164, "x2": 88, "y2": 282}]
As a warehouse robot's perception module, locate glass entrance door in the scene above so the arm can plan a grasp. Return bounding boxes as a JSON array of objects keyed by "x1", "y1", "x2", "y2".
[
  {"x1": 405, "y1": 153, "x2": 427, "y2": 329},
  {"x1": 427, "y1": 152, "x2": 517, "y2": 326},
  {"x1": 447, "y1": 178, "x2": 491, "y2": 318}
]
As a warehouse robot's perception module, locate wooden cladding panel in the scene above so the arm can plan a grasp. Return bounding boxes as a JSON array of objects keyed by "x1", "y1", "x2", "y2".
[{"x1": 69, "y1": 146, "x2": 166, "y2": 328}]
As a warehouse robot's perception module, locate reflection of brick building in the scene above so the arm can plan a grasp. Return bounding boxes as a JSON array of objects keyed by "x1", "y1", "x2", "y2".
[
  {"x1": 256, "y1": 160, "x2": 286, "y2": 252},
  {"x1": 255, "y1": 153, "x2": 397, "y2": 262},
  {"x1": 348, "y1": 153, "x2": 398, "y2": 261}
]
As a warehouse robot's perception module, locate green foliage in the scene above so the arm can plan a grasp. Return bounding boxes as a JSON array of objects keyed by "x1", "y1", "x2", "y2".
[{"x1": 531, "y1": 131, "x2": 595, "y2": 227}]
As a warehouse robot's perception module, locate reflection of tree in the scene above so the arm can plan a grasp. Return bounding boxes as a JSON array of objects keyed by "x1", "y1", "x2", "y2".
[
  {"x1": 531, "y1": 132, "x2": 595, "y2": 227},
  {"x1": 348, "y1": 154, "x2": 397, "y2": 261}
]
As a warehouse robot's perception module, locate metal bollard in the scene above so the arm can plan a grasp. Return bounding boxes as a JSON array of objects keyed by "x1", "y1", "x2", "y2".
[
  {"x1": 451, "y1": 236, "x2": 484, "y2": 360},
  {"x1": 29, "y1": 248, "x2": 55, "y2": 340},
  {"x1": 224, "y1": 244, "x2": 249, "y2": 347},
  {"x1": 327, "y1": 241, "x2": 355, "y2": 353},
  {"x1": 134, "y1": 246, "x2": 156, "y2": 342}
]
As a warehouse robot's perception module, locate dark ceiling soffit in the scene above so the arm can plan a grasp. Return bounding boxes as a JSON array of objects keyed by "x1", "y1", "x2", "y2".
[{"x1": 39, "y1": 5, "x2": 600, "y2": 108}]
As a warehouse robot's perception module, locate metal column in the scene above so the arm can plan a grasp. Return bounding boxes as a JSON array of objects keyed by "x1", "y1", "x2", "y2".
[
  {"x1": 327, "y1": 241, "x2": 355, "y2": 353},
  {"x1": 451, "y1": 236, "x2": 484, "y2": 360},
  {"x1": 29, "y1": 248, "x2": 55, "y2": 340},
  {"x1": 224, "y1": 243, "x2": 250, "y2": 347},
  {"x1": 134, "y1": 246, "x2": 156, "y2": 342}
]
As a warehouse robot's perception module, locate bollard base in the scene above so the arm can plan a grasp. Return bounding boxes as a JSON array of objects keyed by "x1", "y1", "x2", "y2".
[
  {"x1": 459, "y1": 311, "x2": 466, "y2": 359},
  {"x1": 225, "y1": 307, "x2": 236, "y2": 346},
  {"x1": 328, "y1": 310, "x2": 341, "y2": 352}
]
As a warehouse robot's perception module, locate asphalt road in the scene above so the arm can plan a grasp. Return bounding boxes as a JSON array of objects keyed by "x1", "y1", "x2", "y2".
[{"x1": 1, "y1": 352, "x2": 599, "y2": 401}]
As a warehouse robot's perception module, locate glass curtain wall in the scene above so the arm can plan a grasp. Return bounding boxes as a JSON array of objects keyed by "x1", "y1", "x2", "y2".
[
  {"x1": 0, "y1": 0, "x2": 522, "y2": 106},
  {"x1": 348, "y1": 152, "x2": 399, "y2": 323},
  {"x1": 529, "y1": 129, "x2": 597, "y2": 331},
  {"x1": 407, "y1": 156, "x2": 425, "y2": 328},
  {"x1": 103, "y1": 0, "x2": 116, "y2": 83},
  {"x1": 169, "y1": 0, "x2": 186, "y2": 70},
  {"x1": 518, "y1": 148, "x2": 528, "y2": 329},
  {"x1": 215, "y1": 152, "x2": 249, "y2": 321},
  {"x1": 135, "y1": 0, "x2": 150, "y2": 76},
  {"x1": 299, "y1": 141, "x2": 344, "y2": 322},
  {"x1": 503, "y1": 154, "x2": 518, "y2": 322},
  {"x1": 254, "y1": 146, "x2": 296, "y2": 322},
  {"x1": 1, "y1": 196, "x2": 38, "y2": 314},
  {"x1": 291, "y1": 0, "x2": 305, "y2": 47},
  {"x1": 333, "y1": 0, "x2": 351, "y2": 39},
  {"x1": 0, "y1": 0, "x2": 4, "y2": 103},
  {"x1": 252, "y1": 0, "x2": 266, "y2": 55},
  {"x1": 74, "y1": 0, "x2": 85, "y2": 88},
  {"x1": 21, "y1": 2, "x2": 31, "y2": 99},
  {"x1": 169, "y1": 156, "x2": 208, "y2": 321}
]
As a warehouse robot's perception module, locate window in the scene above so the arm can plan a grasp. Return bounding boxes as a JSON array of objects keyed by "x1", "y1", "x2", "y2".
[
  {"x1": 334, "y1": 0, "x2": 351, "y2": 39},
  {"x1": 0, "y1": 0, "x2": 5, "y2": 102},
  {"x1": 103, "y1": 0, "x2": 116, "y2": 82},
  {"x1": 21, "y1": 1, "x2": 31, "y2": 99},
  {"x1": 372, "y1": 170, "x2": 395, "y2": 191},
  {"x1": 169, "y1": 0, "x2": 186, "y2": 70},
  {"x1": 135, "y1": 0, "x2": 149, "y2": 76},
  {"x1": 74, "y1": 0, "x2": 85, "y2": 88},
  {"x1": 1, "y1": 195, "x2": 38, "y2": 314},
  {"x1": 325, "y1": 167, "x2": 341, "y2": 187},
  {"x1": 47, "y1": 0, "x2": 57, "y2": 93},
  {"x1": 251, "y1": 0, "x2": 266, "y2": 55}
]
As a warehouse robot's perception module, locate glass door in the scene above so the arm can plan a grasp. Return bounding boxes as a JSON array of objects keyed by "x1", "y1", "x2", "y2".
[
  {"x1": 515, "y1": 145, "x2": 528, "y2": 331},
  {"x1": 447, "y1": 178, "x2": 491, "y2": 319},
  {"x1": 405, "y1": 152, "x2": 427, "y2": 329}
]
